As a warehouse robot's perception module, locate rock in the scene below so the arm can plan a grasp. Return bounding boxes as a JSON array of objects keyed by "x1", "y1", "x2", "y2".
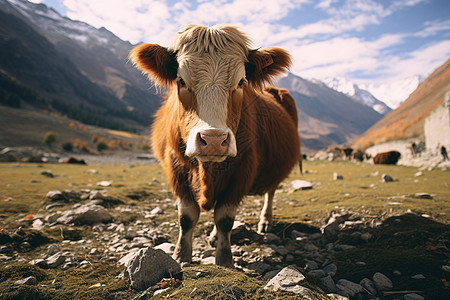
[
  {"x1": 248, "y1": 262, "x2": 272, "y2": 275},
  {"x1": 291, "y1": 180, "x2": 313, "y2": 191},
  {"x1": 200, "y1": 256, "x2": 215, "y2": 265},
  {"x1": 359, "y1": 278, "x2": 377, "y2": 295},
  {"x1": 32, "y1": 219, "x2": 45, "y2": 230},
  {"x1": 414, "y1": 171, "x2": 424, "y2": 177},
  {"x1": 411, "y1": 274, "x2": 426, "y2": 279},
  {"x1": 404, "y1": 293, "x2": 425, "y2": 300},
  {"x1": 149, "y1": 206, "x2": 164, "y2": 217},
  {"x1": 15, "y1": 276, "x2": 37, "y2": 286},
  {"x1": 97, "y1": 181, "x2": 113, "y2": 187},
  {"x1": 154, "y1": 242, "x2": 176, "y2": 255},
  {"x1": 381, "y1": 174, "x2": 394, "y2": 182},
  {"x1": 30, "y1": 259, "x2": 48, "y2": 268},
  {"x1": 308, "y1": 269, "x2": 325, "y2": 279},
  {"x1": 46, "y1": 190, "x2": 63, "y2": 200},
  {"x1": 333, "y1": 173, "x2": 344, "y2": 180},
  {"x1": 442, "y1": 265, "x2": 450, "y2": 272},
  {"x1": 118, "y1": 248, "x2": 140, "y2": 266},
  {"x1": 372, "y1": 272, "x2": 393, "y2": 291},
  {"x1": 264, "y1": 265, "x2": 306, "y2": 292},
  {"x1": 413, "y1": 193, "x2": 432, "y2": 199},
  {"x1": 122, "y1": 247, "x2": 181, "y2": 291},
  {"x1": 47, "y1": 244, "x2": 60, "y2": 256},
  {"x1": 263, "y1": 233, "x2": 281, "y2": 244},
  {"x1": 323, "y1": 264, "x2": 338, "y2": 277},
  {"x1": 336, "y1": 279, "x2": 364, "y2": 297},
  {"x1": 64, "y1": 157, "x2": 86, "y2": 164},
  {"x1": 320, "y1": 275, "x2": 337, "y2": 293},
  {"x1": 327, "y1": 294, "x2": 349, "y2": 300},
  {"x1": 57, "y1": 204, "x2": 112, "y2": 225},
  {"x1": 40, "y1": 170, "x2": 54, "y2": 178},
  {"x1": 46, "y1": 252, "x2": 65, "y2": 268}
]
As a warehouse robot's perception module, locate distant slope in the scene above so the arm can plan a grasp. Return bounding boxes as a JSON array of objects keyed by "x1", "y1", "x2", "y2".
[
  {"x1": 352, "y1": 59, "x2": 450, "y2": 150},
  {"x1": 276, "y1": 73, "x2": 383, "y2": 153},
  {"x1": 0, "y1": 0, "x2": 161, "y2": 131}
]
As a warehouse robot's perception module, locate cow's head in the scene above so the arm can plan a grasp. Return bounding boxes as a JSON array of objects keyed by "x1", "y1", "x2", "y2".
[{"x1": 130, "y1": 25, "x2": 291, "y2": 162}]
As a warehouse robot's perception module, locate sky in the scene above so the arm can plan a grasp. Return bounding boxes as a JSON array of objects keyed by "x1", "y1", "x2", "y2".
[{"x1": 30, "y1": 0, "x2": 450, "y2": 89}]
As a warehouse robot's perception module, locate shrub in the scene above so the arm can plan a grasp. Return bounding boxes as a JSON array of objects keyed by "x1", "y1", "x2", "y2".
[
  {"x1": 95, "y1": 140, "x2": 108, "y2": 152},
  {"x1": 43, "y1": 131, "x2": 56, "y2": 146},
  {"x1": 61, "y1": 140, "x2": 74, "y2": 152}
]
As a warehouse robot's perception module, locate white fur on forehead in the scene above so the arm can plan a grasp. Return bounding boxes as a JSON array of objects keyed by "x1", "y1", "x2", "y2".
[{"x1": 170, "y1": 25, "x2": 251, "y2": 59}]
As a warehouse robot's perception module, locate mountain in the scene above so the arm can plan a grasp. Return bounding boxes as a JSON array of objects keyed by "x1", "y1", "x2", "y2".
[
  {"x1": 323, "y1": 77, "x2": 392, "y2": 115},
  {"x1": 0, "y1": 0, "x2": 161, "y2": 131},
  {"x1": 352, "y1": 59, "x2": 450, "y2": 150},
  {"x1": 276, "y1": 73, "x2": 384, "y2": 153},
  {"x1": 360, "y1": 75, "x2": 423, "y2": 109}
]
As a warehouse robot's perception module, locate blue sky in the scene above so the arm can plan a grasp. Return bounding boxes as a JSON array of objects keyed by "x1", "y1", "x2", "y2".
[{"x1": 31, "y1": 0, "x2": 450, "y2": 88}]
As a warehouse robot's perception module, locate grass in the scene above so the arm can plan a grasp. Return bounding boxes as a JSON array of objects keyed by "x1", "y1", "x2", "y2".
[{"x1": 0, "y1": 160, "x2": 449, "y2": 299}]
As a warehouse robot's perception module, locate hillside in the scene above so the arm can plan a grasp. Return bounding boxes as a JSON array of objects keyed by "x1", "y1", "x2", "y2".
[
  {"x1": 0, "y1": 0, "x2": 161, "y2": 132},
  {"x1": 276, "y1": 73, "x2": 383, "y2": 153},
  {"x1": 352, "y1": 59, "x2": 450, "y2": 150}
]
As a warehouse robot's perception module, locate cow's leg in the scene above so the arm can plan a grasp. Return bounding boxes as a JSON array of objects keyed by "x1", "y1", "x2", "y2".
[
  {"x1": 214, "y1": 203, "x2": 237, "y2": 267},
  {"x1": 258, "y1": 189, "x2": 275, "y2": 233},
  {"x1": 173, "y1": 197, "x2": 200, "y2": 264}
]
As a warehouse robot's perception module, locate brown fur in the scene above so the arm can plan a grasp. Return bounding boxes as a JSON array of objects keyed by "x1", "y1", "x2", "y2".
[{"x1": 373, "y1": 151, "x2": 401, "y2": 165}]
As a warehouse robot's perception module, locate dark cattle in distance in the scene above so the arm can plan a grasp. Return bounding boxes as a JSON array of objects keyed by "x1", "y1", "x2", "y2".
[{"x1": 373, "y1": 151, "x2": 401, "y2": 165}]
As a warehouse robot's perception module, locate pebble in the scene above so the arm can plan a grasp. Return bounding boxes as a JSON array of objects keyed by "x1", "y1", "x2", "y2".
[
  {"x1": 15, "y1": 276, "x2": 37, "y2": 286},
  {"x1": 413, "y1": 193, "x2": 432, "y2": 199},
  {"x1": 381, "y1": 174, "x2": 394, "y2": 182},
  {"x1": 290, "y1": 179, "x2": 313, "y2": 191},
  {"x1": 359, "y1": 278, "x2": 377, "y2": 295},
  {"x1": 336, "y1": 279, "x2": 364, "y2": 297},
  {"x1": 411, "y1": 274, "x2": 426, "y2": 279},
  {"x1": 323, "y1": 263, "x2": 337, "y2": 277},
  {"x1": 333, "y1": 172, "x2": 344, "y2": 180},
  {"x1": 320, "y1": 275, "x2": 337, "y2": 293},
  {"x1": 404, "y1": 293, "x2": 425, "y2": 300},
  {"x1": 46, "y1": 252, "x2": 65, "y2": 268},
  {"x1": 442, "y1": 265, "x2": 450, "y2": 272},
  {"x1": 30, "y1": 258, "x2": 48, "y2": 268},
  {"x1": 372, "y1": 272, "x2": 393, "y2": 291}
]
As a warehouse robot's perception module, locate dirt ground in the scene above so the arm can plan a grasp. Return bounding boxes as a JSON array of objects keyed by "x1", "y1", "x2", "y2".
[{"x1": 0, "y1": 159, "x2": 449, "y2": 299}]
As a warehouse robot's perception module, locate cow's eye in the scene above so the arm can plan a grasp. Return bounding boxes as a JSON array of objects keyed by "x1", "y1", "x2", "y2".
[
  {"x1": 179, "y1": 77, "x2": 186, "y2": 87},
  {"x1": 238, "y1": 78, "x2": 245, "y2": 87}
]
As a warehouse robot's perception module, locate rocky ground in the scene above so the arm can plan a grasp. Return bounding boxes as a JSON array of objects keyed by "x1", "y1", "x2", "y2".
[{"x1": 0, "y1": 157, "x2": 449, "y2": 299}]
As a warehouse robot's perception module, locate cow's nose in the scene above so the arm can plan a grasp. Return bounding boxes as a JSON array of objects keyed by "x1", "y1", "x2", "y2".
[{"x1": 198, "y1": 132, "x2": 229, "y2": 156}]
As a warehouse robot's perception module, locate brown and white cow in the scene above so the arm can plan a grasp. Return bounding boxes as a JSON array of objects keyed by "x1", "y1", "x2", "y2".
[{"x1": 130, "y1": 25, "x2": 301, "y2": 267}]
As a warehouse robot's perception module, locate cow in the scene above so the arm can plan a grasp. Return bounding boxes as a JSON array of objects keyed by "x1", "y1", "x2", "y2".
[
  {"x1": 373, "y1": 151, "x2": 401, "y2": 165},
  {"x1": 129, "y1": 25, "x2": 301, "y2": 267}
]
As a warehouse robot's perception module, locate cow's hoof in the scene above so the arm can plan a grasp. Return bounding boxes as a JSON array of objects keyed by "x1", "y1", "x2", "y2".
[{"x1": 257, "y1": 220, "x2": 271, "y2": 234}]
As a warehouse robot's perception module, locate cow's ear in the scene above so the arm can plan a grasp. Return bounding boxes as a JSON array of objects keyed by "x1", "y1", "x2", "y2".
[
  {"x1": 129, "y1": 43, "x2": 178, "y2": 87},
  {"x1": 246, "y1": 47, "x2": 291, "y2": 89}
]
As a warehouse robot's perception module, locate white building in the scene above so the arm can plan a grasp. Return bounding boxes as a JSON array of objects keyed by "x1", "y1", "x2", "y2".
[{"x1": 424, "y1": 91, "x2": 450, "y2": 153}]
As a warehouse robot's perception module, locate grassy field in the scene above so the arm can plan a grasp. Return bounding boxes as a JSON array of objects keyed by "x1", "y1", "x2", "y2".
[{"x1": 0, "y1": 160, "x2": 449, "y2": 299}]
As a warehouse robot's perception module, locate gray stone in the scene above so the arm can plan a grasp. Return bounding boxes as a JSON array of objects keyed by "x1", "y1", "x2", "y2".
[
  {"x1": 15, "y1": 276, "x2": 37, "y2": 286},
  {"x1": 404, "y1": 293, "x2": 425, "y2": 300},
  {"x1": 154, "y1": 242, "x2": 175, "y2": 255},
  {"x1": 333, "y1": 173, "x2": 344, "y2": 180},
  {"x1": 57, "y1": 204, "x2": 112, "y2": 225},
  {"x1": 123, "y1": 247, "x2": 181, "y2": 291},
  {"x1": 304, "y1": 259, "x2": 319, "y2": 271},
  {"x1": 32, "y1": 219, "x2": 45, "y2": 230},
  {"x1": 47, "y1": 244, "x2": 60, "y2": 256},
  {"x1": 323, "y1": 263, "x2": 337, "y2": 277},
  {"x1": 291, "y1": 180, "x2": 313, "y2": 191},
  {"x1": 320, "y1": 275, "x2": 337, "y2": 293},
  {"x1": 248, "y1": 262, "x2": 272, "y2": 275},
  {"x1": 442, "y1": 265, "x2": 450, "y2": 272},
  {"x1": 336, "y1": 279, "x2": 364, "y2": 297},
  {"x1": 382, "y1": 174, "x2": 394, "y2": 182},
  {"x1": 372, "y1": 272, "x2": 393, "y2": 291},
  {"x1": 308, "y1": 269, "x2": 326, "y2": 279},
  {"x1": 263, "y1": 233, "x2": 281, "y2": 244},
  {"x1": 46, "y1": 252, "x2": 65, "y2": 268},
  {"x1": 413, "y1": 193, "x2": 432, "y2": 199},
  {"x1": 30, "y1": 258, "x2": 48, "y2": 269},
  {"x1": 360, "y1": 278, "x2": 377, "y2": 295},
  {"x1": 327, "y1": 294, "x2": 350, "y2": 300},
  {"x1": 264, "y1": 265, "x2": 306, "y2": 292},
  {"x1": 411, "y1": 274, "x2": 426, "y2": 279}
]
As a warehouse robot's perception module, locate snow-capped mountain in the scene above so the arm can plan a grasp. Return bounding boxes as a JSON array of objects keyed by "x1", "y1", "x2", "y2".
[
  {"x1": 322, "y1": 77, "x2": 392, "y2": 115},
  {"x1": 360, "y1": 75, "x2": 424, "y2": 109}
]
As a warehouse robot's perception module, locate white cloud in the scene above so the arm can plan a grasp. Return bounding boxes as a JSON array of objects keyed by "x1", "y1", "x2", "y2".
[{"x1": 56, "y1": 0, "x2": 448, "y2": 88}]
